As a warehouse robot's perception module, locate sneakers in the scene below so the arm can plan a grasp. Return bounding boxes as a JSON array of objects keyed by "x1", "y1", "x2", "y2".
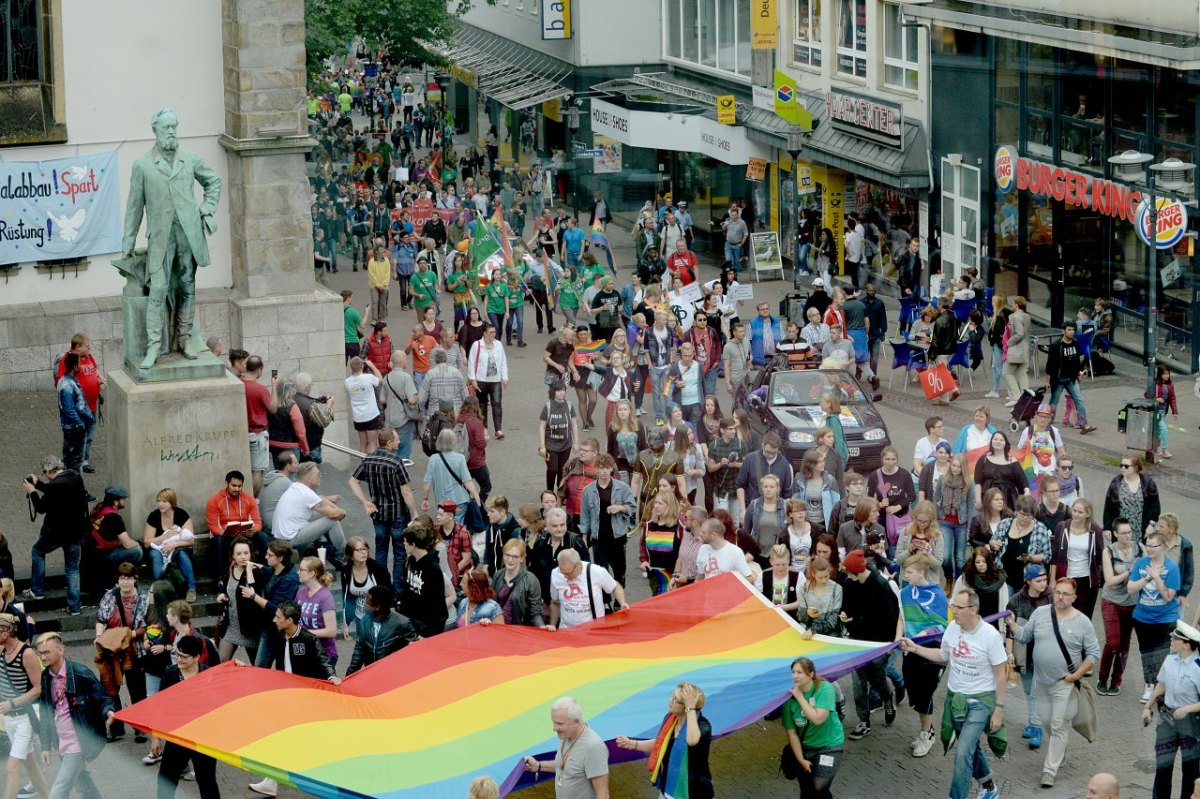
[
  {"x1": 1004, "y1": 399, "x2": 1018, "y2": 407},
  {"x1": 142, "y1": 752, "x2": 161, "y2": 765},
  {"x1": 1104, "y1": 682, "x2": 1121, "y2": 696},
  {"x1": 978, "y1": 784, "x2": 1001, "y2": 799},
  {"x1": 1079, "y1": 425, "x2": 1097, "y2": 435},
  {"x1": 1021, "y1": 724, "x2": 1034, "y2": 739},
  {"x1": 249, "y1": 778, "x2": 279, "y2": 797},
  {"x1": 635, "y1": 408, "x2": 646, "y2": 416},
  {"x1": 1040, "y1": 771, "x2": 1055, "y2": 788},
  {"x1": 849, "y1": 722, "x2": 871, "y2": 740},
  {"x1": 912, "y1": 729, "x2": 936, "y2": 758},
  {"x1": 984, "y1": 391, "x2": 1000, "y2": 398},
  {"x1": 884, "y1": 697, "x2": 896, "y2": 726},
  {"x1": 1142, "y1": 685, "x2": 1154, "y2": 703},
  {"x1": 1028, "y1": 727, "x2": 1043, "y2": 749},
  {"x1": 185, "y1": 590, "x2": 197, "y2": 603},
  {"x1": 17, "y1": 783, "x2": 35, "y2": 799},
  {"x1": 19, "y1": 589, "x2": 42, "y2": 601},
  {"x1": 183, "y1": 768, "x2": 196, "y2": 781}
]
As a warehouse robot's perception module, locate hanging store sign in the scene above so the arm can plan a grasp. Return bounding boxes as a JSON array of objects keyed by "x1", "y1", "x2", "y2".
[
  {"x1": 589, "y1": 99, "x2": 768, "y2": 165},
  {"x1": 752, "y1": 0, "x2": 777, "y2": 49},
  {"x1": 825, "y1": 89, "x2": 902, "y2": 148},
  {"x1": 717, "y1": 95, "x2": 737, "y2": 125},
  {"x1": 541, "y1": 0, "x2": 572, "y2": 40},
  {"x1": 994, "y1": 145, "x2": 1187, "y2": 249}
]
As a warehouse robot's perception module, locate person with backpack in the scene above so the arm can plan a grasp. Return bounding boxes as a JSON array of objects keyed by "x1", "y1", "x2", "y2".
[{"x1": 780, "y1": 655, "x2": 846, "y2": 797}]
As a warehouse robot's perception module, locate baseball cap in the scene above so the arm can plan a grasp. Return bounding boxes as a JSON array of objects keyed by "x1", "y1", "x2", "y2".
[
  {"x1": 437, "y1": 500, "x2": 458, "y2": 513},
  {"x1": 843, "y1": 549, "x2": 867, "y2": 574},
  {"x1": 1023, "y1": 563, "x2": 1047, "y2": 581},
  {"x1": 812, "y1": 278, "x2": 825, "y2": 287},
  {"x1": 1036, "y1": 403, "x2": 1052, "y2": 416}
]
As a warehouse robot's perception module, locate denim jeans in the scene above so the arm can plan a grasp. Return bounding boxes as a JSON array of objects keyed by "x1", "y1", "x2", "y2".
[
  {"x1": 49, "y1": 752, "x2": 101, "y2": 799},
  {"x1": 104, "y1": 545, "x2": 144, "y2": 570},
  {"x1": 506, "y1": 305, "x2": 525, "y2": 343},
  {"x1": 991, "y1": 344, "x2": 1004, "y2": 393},
  {"x1": 852, "y1": 655, "x2": 892, "y2": 724},
  {"x1": 724, "y1": 241, "x2": 742, "y2": 269},
  {"x1": 254, "y1": 629, "x2": 275, "y2": 668},
  {"x1": 940, "y1": 520, "x2": 970, "y2": 578},
  {"x1": 1019, "y1": 664, "x2": 1042, "y2": 727},
  {"x1": 82, "y1": 421, "x2": 96, "y2": 465},
  {"x1": 301, "y1": 445, "x2": 323, "y2": 464},
  {"x1": 649, "y1": 365, "x2": 670, "y2": 421},
  {"x1": 31, "y1": 539, "x2": 80, "y2": 613},
  {"x1": 395, "y1": 420, "x2": 416, "y2": 461},
  {"x1": 1048, "y1": 379, "x2": 1089, "y2": 427},
  {"x1": 948, "y1": 698, "x2": 994, "y2": 799},
  {"x1": 374, "y1": 518, "x2": 408, "y2": 595},
  {"x1": 150, "y1": 547, "x2": 196, "y2": 591},
  {"x1": 61, "y1": 426, "x2": 86, "y2": 475},
  {"x1": 701, "y1": 367, "x2": 718, "y2": 398}
]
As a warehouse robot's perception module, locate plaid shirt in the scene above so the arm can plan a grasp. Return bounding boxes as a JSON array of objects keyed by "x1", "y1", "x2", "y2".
[
  {"x1": 351, "y1": 449, "x2": 412, "y2": 522},
  {"x1": 992, "y1": 517, "x2": 1052, "y2": 563},
  {"x1": 442, "y1": 521, "x2": 473, "y2": 578},
  {"x1": 417, "y1": 363, "x2": 468, "y2": 418}
]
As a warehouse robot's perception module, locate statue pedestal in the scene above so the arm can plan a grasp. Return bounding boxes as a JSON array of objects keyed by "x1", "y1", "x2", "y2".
[{"x1": 106, "y1": 368, "x2": 250, "y2": 532}]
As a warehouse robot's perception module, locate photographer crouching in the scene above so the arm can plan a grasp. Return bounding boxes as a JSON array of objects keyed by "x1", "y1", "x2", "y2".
[{"x1": 20, "y1": 456, "x2": 90, "y2": 615}]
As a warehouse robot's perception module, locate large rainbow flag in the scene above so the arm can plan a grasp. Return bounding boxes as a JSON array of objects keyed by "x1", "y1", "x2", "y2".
[{"x1": 115, "y1": 575, "x2": 891, "y2": 799}]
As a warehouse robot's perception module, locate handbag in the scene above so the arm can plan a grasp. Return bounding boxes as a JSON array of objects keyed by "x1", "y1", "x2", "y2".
[
  {"x1": 306, "y1": 396, "x2": 335, "y2": 429},
  {"x1": 779, "y1": 743, "x2": 802, "y2": 781},
  {"x1": 919, "y1": 362, "x2": 959, "y2": 400},
  {"x1": 1050, "y1": 606, "x2": 1099, "y2": 743},
  {"x1": 438, "y1": 453, "x2": 486, "y2": 533}
]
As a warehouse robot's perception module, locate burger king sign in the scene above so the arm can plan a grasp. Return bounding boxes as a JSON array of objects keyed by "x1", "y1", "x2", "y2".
[
  {"x1": 995, "y1": 146, "x2": 1016, "y2": 194},
  {"x1": 1135, "y1": 196, "x2": 1188, "y2": 250}
]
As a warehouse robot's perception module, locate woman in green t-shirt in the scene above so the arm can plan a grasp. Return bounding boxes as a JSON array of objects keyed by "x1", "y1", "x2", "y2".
[
  {"x1": 555, "y1": 265, "x2": 584, "y2": 328},
  {"x1": 410, "y1": 258, "x2": 439, "y2": 319},
  {"x1": 484, "y1": 275, "x2": 510, "y2": 333},
  {"x1": 782, "y1": 656, "x2": 845, "y2": 798}
]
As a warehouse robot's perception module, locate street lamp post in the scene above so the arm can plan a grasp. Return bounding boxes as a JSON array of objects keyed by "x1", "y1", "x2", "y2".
[
  {"x1": 787, "y1": 132, "x2": 805, "y2": 284},
  {"x1": 1108, "y1": 150, "x2": 1195, "y2": 399}
]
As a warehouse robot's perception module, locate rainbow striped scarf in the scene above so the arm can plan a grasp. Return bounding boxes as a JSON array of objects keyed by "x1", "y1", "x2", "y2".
[{"x1": 647, "y1": 714, "x2": 690, "y2": 799}]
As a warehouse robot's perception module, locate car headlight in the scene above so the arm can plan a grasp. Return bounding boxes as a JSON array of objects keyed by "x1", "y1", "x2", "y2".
[
  {"x1": 788, "y1": 431, "x2": 815, "y2": 444},
  {"x1": 863, "y1": 428, "x2": 887, "y2": 441}
]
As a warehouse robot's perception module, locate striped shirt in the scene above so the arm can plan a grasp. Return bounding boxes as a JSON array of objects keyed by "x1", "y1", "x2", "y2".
[
  {"x1": 417, "y1": 364, "x2": 468, "y2": 419},
  {"x1": 0, "y1": 644, "x2": 31, "y2": 705},
  {"x1": 351, "y1": 449, "x2": 412, "y2": 523}
]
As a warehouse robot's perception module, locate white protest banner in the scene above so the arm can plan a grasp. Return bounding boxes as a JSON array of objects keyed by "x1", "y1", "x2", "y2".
[{"x1": 728, "y1": 284, "x2": 754, "y2": 301}]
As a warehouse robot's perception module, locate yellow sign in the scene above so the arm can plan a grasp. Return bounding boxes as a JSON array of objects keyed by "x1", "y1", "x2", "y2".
[
  {"x1": 746, "y1": 158, "x2": 767, "y2": 181},
  {"x1": 717, "y1": 95, "x2": 736, "y2": 125},
  {"x1": 774, "y1": 69, "x2": 812, "y2": 128},
  {"x1": 542, "y1": 97, "x2": 562, "y2": 123},
  {"x1": 449, "y1": 64, "x2": 476, "y2": 89},
  {"x1": 752, "y1": 0, "x2": 777, "y2": 49},
  {"x1": 820, "y1": 169, "x2": 847, "y2": 272}
]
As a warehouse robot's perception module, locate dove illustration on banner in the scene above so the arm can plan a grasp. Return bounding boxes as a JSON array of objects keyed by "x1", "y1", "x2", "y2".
[{"x1": 47, "y1": 209, "x2": 86, "y2": 242}]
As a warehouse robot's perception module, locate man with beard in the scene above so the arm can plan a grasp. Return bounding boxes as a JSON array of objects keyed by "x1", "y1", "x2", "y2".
[{"x1": 120, "y1": 108, "x2": 222, "y2": 370}]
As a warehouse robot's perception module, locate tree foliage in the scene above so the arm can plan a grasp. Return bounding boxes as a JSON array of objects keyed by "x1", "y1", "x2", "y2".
[{"x1": 305, "y1": 0, "x2": 494, "y2": 78}]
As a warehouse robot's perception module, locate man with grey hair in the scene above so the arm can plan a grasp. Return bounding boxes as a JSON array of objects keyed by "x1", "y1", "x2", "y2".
[
  {"x1": 120, "y1": 108, "x2": 222, "y2": 369},
  {"x1": 524, "y1": 697, "x2": 610, "y2": 799},
  {"x1": 1085, "y1": 773, "x2": 1119, "y2": 799},
  {"x1": 271, "y1": 462, "x2": 347, "y2": 564},
  {"x1": 417, "y1": 348, "x2": 468, "y2": 420},
  {"x1": 548, "y1": 548, "x2": 626, "y2": 630},
  {"x1": 381, "y1": 350, "x2": 419, "y2": 460},
  {"x1": 293, "y1": 372, "x2": 334, "y2": 464},
  {"x1": 530, "y1": 508, "x2": 588, "y2": 615},
  {"x1": 20, "y1": 457, "x2": 88, "y2": 613}
]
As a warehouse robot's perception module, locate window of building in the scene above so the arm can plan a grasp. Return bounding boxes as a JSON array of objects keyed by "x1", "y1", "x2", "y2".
[
  {"x1": 883, "y1": 4, "x2": 918, "y2": 91},
  {"x1": 941, "y1": 158, "x2": 980, "y2": 275},
  {"x1": 663, "y1": 0, "x2": 752, "y2": 78},
  {"x1": 0, "y1": 0, "x2": 65, "y2": 146},
  {"x1": 793, "y1": 0, "x2": 822, "y2": 69},
  {"x1": 836, "y1": 0, "x2": 866, "y2": 78}
]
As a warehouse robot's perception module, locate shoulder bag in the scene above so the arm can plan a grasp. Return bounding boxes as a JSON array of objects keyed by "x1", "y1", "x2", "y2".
[
  {"x1": 1050, "y1": 607, "x2": 1098, "y2": 743},
  {"x1": 438, "y1": 453, "x2": 486, "y2": 533}
]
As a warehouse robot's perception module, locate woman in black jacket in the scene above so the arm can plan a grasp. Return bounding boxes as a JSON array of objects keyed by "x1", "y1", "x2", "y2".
[
  {"x1": 340, "y1": 536, "x2": 392, "y2": 639},
  {"x1": 761, "y1": 544, "x2": 802, "y2": 620},
  {"x1": 616, "y1": 683, "x2": 714, "y2": 799},
  {"x1": 216, "y1": 536, "x2": 261, "y2": 663},
  {"x1": 346, "y1": 586, "x2": 417, "y2": 674},
  {"x1": 1101, "y1": 455, "x2": 1161, "y2": 545},
  {"x1": 249, "y1": 540, "x2": 299, "y2": 669},
  {"x1": 490, "y1": 539, "x2": 546, "y2": 627}
]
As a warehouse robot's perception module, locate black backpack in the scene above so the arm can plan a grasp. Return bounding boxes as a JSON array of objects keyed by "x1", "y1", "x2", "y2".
[{"x1": 421, "y1": 413, "x2": 452, "y2": 457}]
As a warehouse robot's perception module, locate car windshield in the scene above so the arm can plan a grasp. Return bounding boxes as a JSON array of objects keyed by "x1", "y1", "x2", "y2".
[{"x1": 769, "y1": 370, "x2": 866, "y2": 407}]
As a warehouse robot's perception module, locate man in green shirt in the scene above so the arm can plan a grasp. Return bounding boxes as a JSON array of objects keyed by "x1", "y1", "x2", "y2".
[
  {"x1": 445, "y1": 258, "x2": 474, "y2": 331},
  {"x1": 506, "y1": 271, "x2": 527, "y2": 347},
  {"x1": 410, "y1": 257, "x2": 439, "y2": 317},
  {"x1": 342, "y1": 289, "x2": 371, "y2": 363}
]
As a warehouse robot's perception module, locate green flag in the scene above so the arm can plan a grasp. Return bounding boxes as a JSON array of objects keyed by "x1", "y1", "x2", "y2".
[{"x1": 469, "y1": 213, "x2": 503, "y2": 269}]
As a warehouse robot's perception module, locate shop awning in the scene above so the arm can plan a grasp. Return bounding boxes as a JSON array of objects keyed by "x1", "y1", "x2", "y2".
[
  {"x1": 438, "y1": 27, "x2": 573, "y2": 111},
  {"x1": 797, "y1": 89, "x2": 932, "y2": 190}
]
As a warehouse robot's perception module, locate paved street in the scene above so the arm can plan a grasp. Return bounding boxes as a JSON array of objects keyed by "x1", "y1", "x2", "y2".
[{"x1": 0, "y1": 228, "x2": 1192, "y2": 798}]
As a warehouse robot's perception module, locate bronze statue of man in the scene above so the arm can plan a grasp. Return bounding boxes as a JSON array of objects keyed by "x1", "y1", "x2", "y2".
[{"x1": 121, "y1": 108, "x2": 222, "y2": 369}]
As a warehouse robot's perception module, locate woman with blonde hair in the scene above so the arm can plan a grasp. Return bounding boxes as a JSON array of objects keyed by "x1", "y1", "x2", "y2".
[
  {"x1": 896, "y1": 500, "x2": 945, "y2": 567},
  {"x1": 606, "y1": 398, "x2": 646, "y2": 483},
  {"x1": 762, "y1": 543, "x2": 803, "y2": 619},
  {"x1": 295, "y1": 556, "x2": 339, "y2": 669},
  {"x1": 143, "y1": 488, "x2": 197, "y2": 602},
  {"x1": 639, "y1": 490, "x2": 684, "y2": 595},
  {"x1": 616, "y1": 682, "x2": 713, "y2": 799},
  {"x1": 468, "y1": 776, "x2": 500, "y2": 799},
  {"x1": 490, "y1": 539, "x2": 544, "y2": 627}
]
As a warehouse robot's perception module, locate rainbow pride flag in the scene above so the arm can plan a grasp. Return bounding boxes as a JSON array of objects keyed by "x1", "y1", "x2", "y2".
[
  {"x1": 115, "y1": 576, "x2": 891, "y2": 799},
  {"x1": 963, "y1": 443, "x2": 1040, "y2": 499},
  {"x1": 573, "y1": 339, "x2": 607, "y2": 355},
  {"x1": 590, "y1": 220, "x2": 618, "y2": 276}
]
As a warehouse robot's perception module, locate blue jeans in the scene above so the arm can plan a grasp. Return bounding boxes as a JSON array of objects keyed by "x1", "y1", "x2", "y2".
[
  {"x1": 104, "y1": 545, "x2": 143, "y2": 570},
  {"x1": 302, "y1": 445, "x2": 323, "y2": 464},
  {"x1": 61, "y1": 425, "x2": 86, "y2": 475},
  {"x1": 649, "y1": 365, "x2": 670, "y2": 421},
  {"x1": 991, "y1": 344, "x2": 1004, "y2": 393},
  {"x1": 1048, "y1": 379, "x2": 1089, "y2": 427},
  {"x1": 373, "y1": 518, "x2": 408, "y2": 595},
  {"x1": 31, "y1": 539, "x2": 80, "y2": 613},
  {"x1": 488, "y1": 311, "x2": 505, "y2": 333},
  {"x1": 701, "y1": 368, "x2": 718, "y2": 398},
  {"x1": 940, "y1": 520, "x2": 969, "y2": 578},
  {"x1": 949, "y1": 698, "x2": 994, "y2": 799},
  {"x1": 254, "y1": 629, "x2": 275, "y2": 668},
  {"x1": 48, "y1": 752, "x2": 101, "y2": 799},
  {"x1": 395, "y1": 421, "x2": 415, "y2": 460},
  {"x1": 82, "y1": 421, "x2": 96, "y2": 465},
  {"x1": 724, "y1": 241, "x2": 742, "y2": 269},
  {"x1": 150, "y1": 547, "x2": 196, "y2": 591},
  {"x1": 506, "y1": 305, "x2": 525, "y2": 343},
  {"x1": 796, "y1": 243, "x2": 812, "y2": 281}
]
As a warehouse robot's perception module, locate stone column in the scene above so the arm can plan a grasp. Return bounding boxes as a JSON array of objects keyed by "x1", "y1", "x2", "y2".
[{"x1": 220, "y1": 0, "x2": 347, "y2": 458}]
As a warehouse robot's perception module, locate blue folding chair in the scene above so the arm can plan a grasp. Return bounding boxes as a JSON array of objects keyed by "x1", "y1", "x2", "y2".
[
  {"x1": 898, "y1": 297, "x2": 923, "y2": 330},
  {"x1": 952, "y1": 298, "x2": 975, "y2": 322},
  {"x1": 889, "y1": 338, "x2": 926, "y2": 392},
  {"x1": 947, "y1": 340, "x2": 974, "y2": 388}
]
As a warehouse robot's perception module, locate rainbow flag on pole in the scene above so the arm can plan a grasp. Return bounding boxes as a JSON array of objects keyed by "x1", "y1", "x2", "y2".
[
  {"x1": 115, "y1": 575, "x2": 892, "y2": 799},
  {"x1": 590, "y1": 220, "x2": 618, "y2": 276}
]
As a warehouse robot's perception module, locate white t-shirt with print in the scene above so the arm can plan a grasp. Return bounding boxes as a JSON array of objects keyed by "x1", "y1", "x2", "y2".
[
  {"x1": 940, "y1": 620, "x2": 1007, "y2": 695},
  {"x1": 695, "y1": 543, "x2": 752, "y2": 580},
  {"x1": 344, "y1": 373, "x2": 381, "y2": 422},
  {"x1": 551, "y1": 564, "x2": 617, "y2": 629}
]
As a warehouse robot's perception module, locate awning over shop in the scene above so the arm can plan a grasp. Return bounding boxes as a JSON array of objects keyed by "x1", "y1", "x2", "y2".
[
  {"x1": 588, "y1": 96, "x2": 771, "y2": 166},
  {"x1": 439, "y1": 27, "x2": 572, "y2": 111},
  {"x1": 798, "y1": 89, "x2": 931, "y2": 191}
]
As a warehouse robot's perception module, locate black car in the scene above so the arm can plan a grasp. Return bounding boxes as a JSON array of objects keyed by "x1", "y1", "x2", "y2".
[{"x1": 742, "y1": 358, "x2": 892, "y2": 474}]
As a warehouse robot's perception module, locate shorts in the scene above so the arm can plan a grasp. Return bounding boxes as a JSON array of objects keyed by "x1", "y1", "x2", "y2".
[
  {"x1": 902, "y1": 653, "x2": 945, "y2": 716},
  {"x1": 353, "y1": 415, "x2": 384, "y2": 432},
  {"x1": 5, "y1": 713, "x2": 32, "y2": 759},
  {"x1": 248, "y1": 431, "x2": 269, "y2": 472}
]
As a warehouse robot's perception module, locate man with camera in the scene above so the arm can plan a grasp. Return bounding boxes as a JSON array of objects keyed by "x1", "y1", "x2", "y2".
[{"x1": 21, "y1": 457, "x2": 90, "y2": 615}]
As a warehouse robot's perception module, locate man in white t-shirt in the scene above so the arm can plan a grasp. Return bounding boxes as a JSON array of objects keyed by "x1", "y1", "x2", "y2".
[
  {"x1": 272, "y1": 462, "x2": 348, "y2": 561},
  {"x1": 900, "y1": 588, "x2": 1006, "y2": 799},
  {"x1": 549, "y1": 548, "x2": 626, "y2": 630},
  {"x1": 693, "y1": 518, "x2": 752, "y2": 581},
  {"x1": 345, "y1": 356, "x2": 384, "y2": 453}
]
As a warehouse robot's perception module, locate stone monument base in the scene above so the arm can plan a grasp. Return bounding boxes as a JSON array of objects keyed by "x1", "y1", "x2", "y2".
[{"x1": 106, "y1": 368, "x2": 250, "y2": 530}]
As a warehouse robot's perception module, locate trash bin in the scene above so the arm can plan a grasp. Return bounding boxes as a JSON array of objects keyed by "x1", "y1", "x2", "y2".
[{"x1": 1119, "y1": 399, "x2": 1159, "y2": 452}]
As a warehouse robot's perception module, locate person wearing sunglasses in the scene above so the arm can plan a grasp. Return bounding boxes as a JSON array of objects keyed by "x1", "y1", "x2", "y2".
[
  {"x1": 1102, "y1": 455, "x2": 1161, "y2": 549},
  {"x1": 1055, "y1": 461, "x2": 1084, "y2": 506}
]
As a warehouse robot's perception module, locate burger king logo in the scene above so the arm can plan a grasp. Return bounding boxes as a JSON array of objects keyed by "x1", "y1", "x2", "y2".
[
  {"x1": 1135, "y1": 196, "x2": 1188, "y2": 250},
  {"x1": 994, "y1": 146, "x2": 1015, "y2": 194}
]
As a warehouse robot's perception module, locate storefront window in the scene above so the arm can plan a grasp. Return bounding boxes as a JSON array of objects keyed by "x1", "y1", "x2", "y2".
[
  {"x1": 1026, "y1": 111, "x2": 1053, "y2": 159},
  {"x1": 837, "y1": 0, "x2": 867, "y2": 78},
  {"x1": 793, "y1": 0, "x2": 822, "y2": 68},
  {"x1": 682, "y1": 0, "x2": 699, "y2": 63},
  {"x1": 664, "y1": 0, "x2": 752, "y2": 78},
  {"x1": 883, "y1": 4, "x2": 919, "y2": 92},
  {"x1": 994, "y1": 39, "x2": 1019, "y2": 104},
  {"x1": 1027, "y1": 44, "x2": 1054, "y2": 112}
]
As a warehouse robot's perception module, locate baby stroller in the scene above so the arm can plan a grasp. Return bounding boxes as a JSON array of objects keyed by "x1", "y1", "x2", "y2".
[{"x1": 1008, "y1": 386, "x2": 1046, "y2": 433}]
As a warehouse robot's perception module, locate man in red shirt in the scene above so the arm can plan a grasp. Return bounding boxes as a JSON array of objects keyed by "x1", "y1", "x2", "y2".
[
  {"x1": 665, "y1": 239, "x2": 698, "y2": 287},
  {"x1": 205, "y1": 469, "x2": 265, "y2": 578},
  {"x1": 243, "y1": 355, "x2": 279, "y2": 495},
  {"x1": 55, "y1": 334, "x2": 104, "y2": 473}
]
